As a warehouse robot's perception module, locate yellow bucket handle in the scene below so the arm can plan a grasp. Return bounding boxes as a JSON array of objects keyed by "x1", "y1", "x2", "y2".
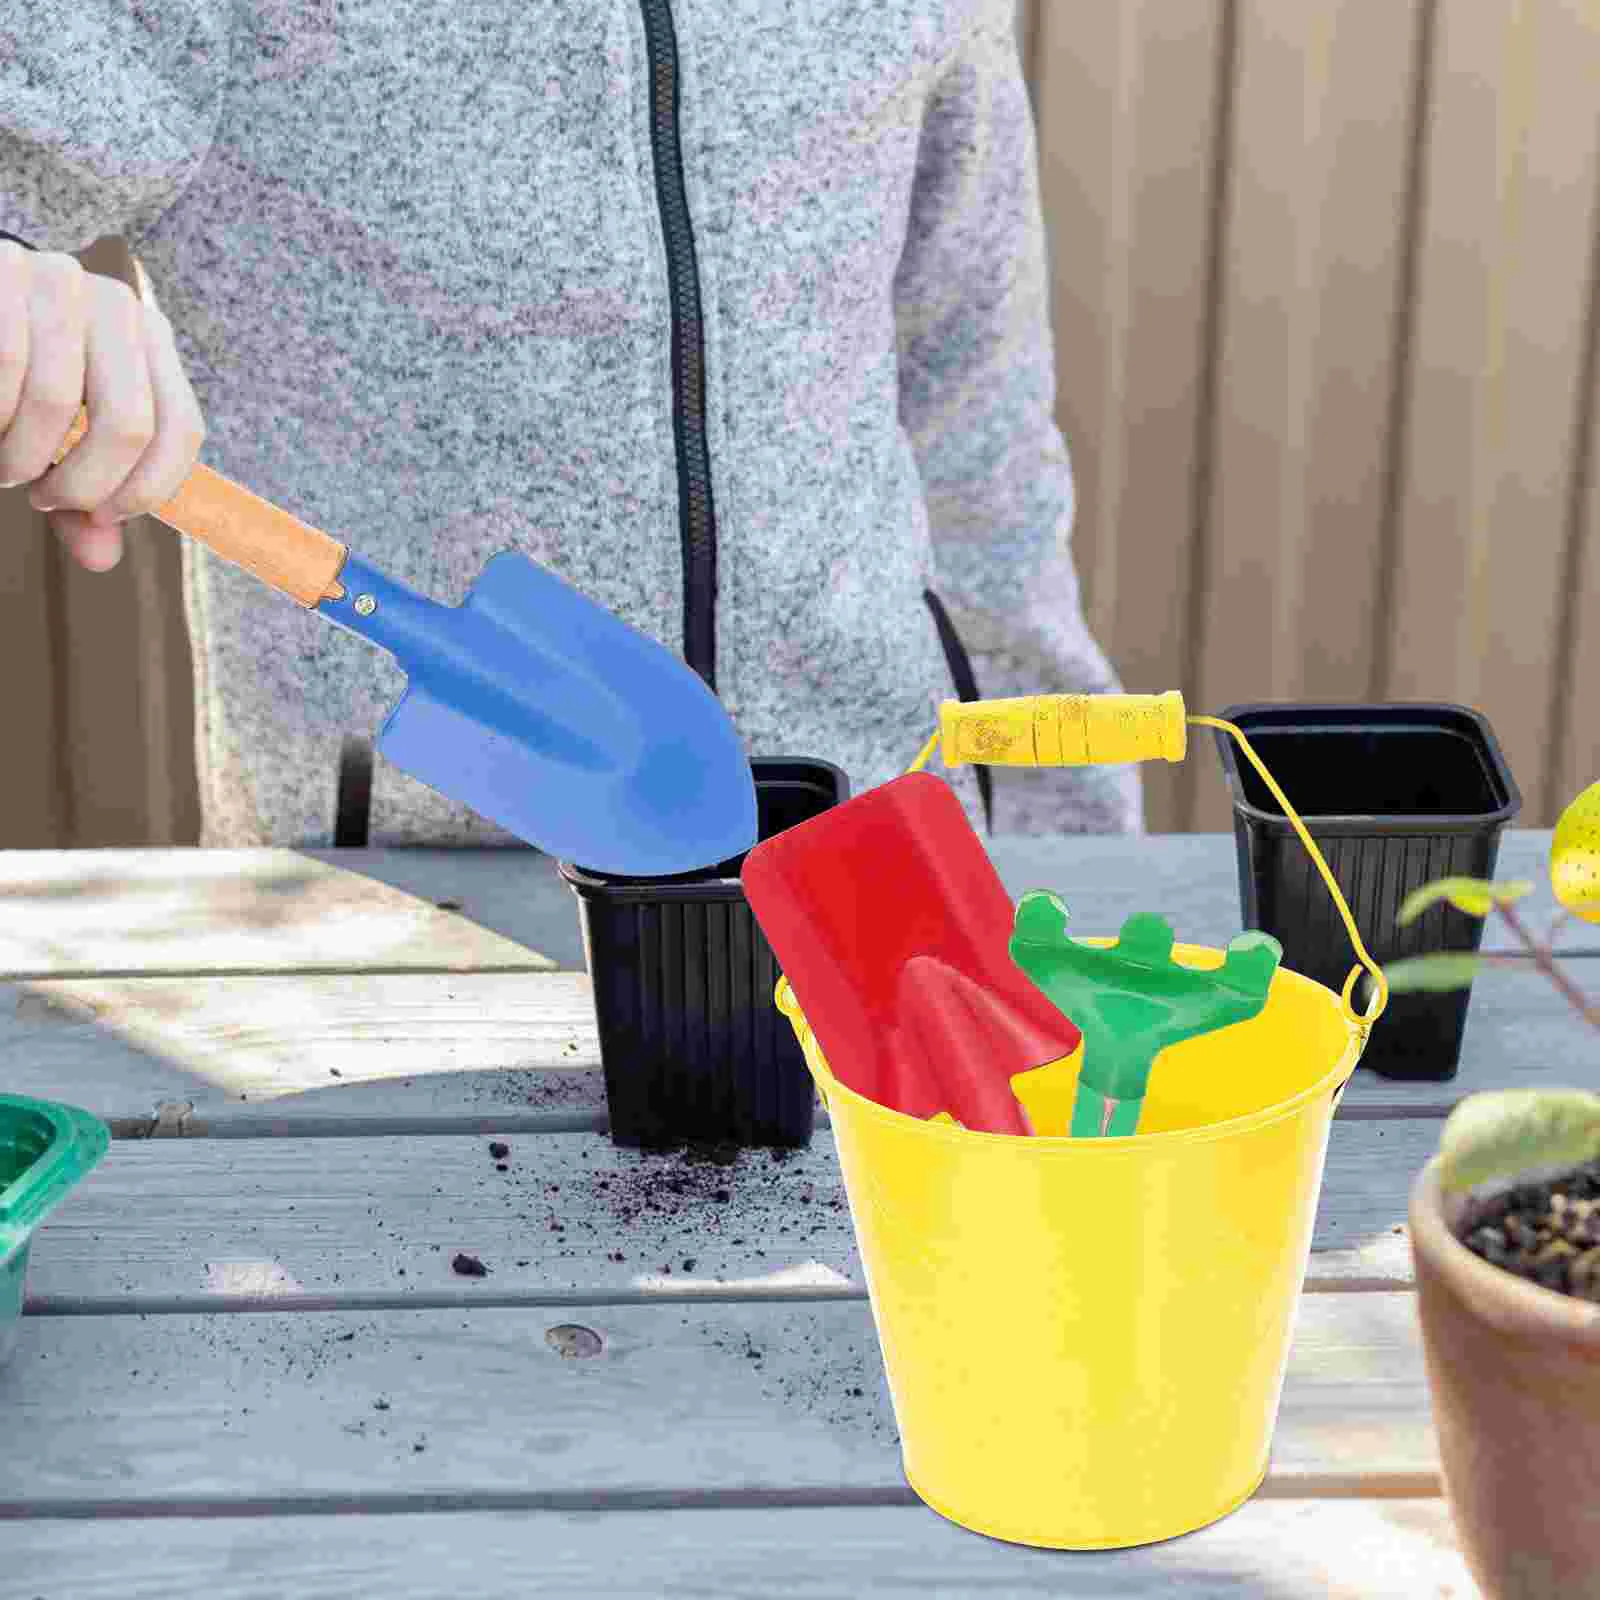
[
  {"x1": 774, "y1": 973, "x2": 832, "y2": 1102},
  {"x1": 1188, "y1": 715, "x2": 1387, "y2": 1035},
  {"x1": 906, "y1": 707, "x2": 1388, "y2": 1038}
]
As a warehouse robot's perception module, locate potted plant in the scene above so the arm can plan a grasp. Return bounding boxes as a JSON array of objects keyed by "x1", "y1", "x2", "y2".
[{"x1": 1386, "y1": 778, "x2": 1600, "y2": 1600}]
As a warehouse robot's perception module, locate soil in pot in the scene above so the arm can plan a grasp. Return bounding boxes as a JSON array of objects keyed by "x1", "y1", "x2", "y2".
[{"x1": 1460, "y1": 1158, "x2": 1600, "y2": 1301}]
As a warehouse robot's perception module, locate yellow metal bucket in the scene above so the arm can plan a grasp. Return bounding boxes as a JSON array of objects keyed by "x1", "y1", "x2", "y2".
[{"x1": 776, "y1": 945, "x2": 1372, "y2": 1550}]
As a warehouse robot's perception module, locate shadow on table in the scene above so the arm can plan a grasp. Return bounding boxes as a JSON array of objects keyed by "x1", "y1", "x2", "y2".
[{"x1": 302, "y1": 847, "x2": 588, "y2": 969}]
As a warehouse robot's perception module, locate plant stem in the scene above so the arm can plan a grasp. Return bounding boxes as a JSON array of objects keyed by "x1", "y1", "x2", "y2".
[{"x1": 1496, "y1": 901, "x2": 1600, "y2": 1030}]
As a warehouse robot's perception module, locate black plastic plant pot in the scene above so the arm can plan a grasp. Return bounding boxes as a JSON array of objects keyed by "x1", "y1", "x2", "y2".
[
  {"x1": 558, "y1": 757, "x2": 850, "y2": 1149},
  {"x1": 1213, "y1": 704, "x2": 1521, "y2": 1082}
]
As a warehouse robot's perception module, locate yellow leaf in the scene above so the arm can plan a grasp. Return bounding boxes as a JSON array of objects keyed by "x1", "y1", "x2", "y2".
[
  {"x1": 1552, "y1": 780, "x2": 1600, "y2": 925},
  {"x1": 1396, "y1": 876, "x2": 1533, "y2": 926}
]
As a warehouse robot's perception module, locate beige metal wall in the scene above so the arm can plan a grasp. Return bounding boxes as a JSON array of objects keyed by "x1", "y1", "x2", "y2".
[
  {"x1": 1025, "y1": 0, "x2": 1600, "y2": 832},
  {"x1": 2, "y1": 1, "x2": 1596, "y2": 844}
]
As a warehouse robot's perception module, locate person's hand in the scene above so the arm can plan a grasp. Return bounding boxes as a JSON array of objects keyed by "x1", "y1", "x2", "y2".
[{"x1": 0, "y1": 241, "x2": 204, "y2": 571}]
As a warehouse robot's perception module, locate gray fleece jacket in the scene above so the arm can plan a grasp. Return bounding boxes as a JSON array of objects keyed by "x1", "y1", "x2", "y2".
[{"x1": 1, "y1": 0, "x2": 1143, "y2": 849}]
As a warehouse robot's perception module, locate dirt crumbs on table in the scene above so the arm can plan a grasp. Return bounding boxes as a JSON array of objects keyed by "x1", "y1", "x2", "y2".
[
  {"x1": 573, "y1": 1144, "x2": 848, "y2": 1272},
  {"x1": 1463, "y1": 1159, "x2": 1600, "y2": 1300},
  {"x1": 453, "y1": 1136, "x2": 855, "y2": 1286},
  {"x1": 479, "y1": 1067, "x2": 607, "y2": 1110},
  {"x1": 451, "y1": 1252, "x2": 490, "y2": 1277},
  {"x1": 176, "y1": 1320, "x2": 444, "y2": 1463},
  {"x1": 709, "y1": 1310, "x2": 898, "y2": 1446}
]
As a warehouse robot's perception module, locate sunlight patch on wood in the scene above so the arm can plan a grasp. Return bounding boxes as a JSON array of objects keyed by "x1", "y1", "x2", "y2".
[
  {"x1": 13, "y1": 972, "x2": 603, "y2": 1104},
  {"x1": 633, "y1": 1261, "x2": 857, "y2": 1294},
  {"x1": 204, "y1": 1260, "x2": 306, "y2": 1296},
  {"x1": 0, "y1": 850, "x2": 557, "y2": 977}
]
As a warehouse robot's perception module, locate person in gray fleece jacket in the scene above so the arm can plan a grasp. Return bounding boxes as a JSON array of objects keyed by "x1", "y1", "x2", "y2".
[{"x1": 0, "y1": 0, "x2": 1143, "y2": 850}]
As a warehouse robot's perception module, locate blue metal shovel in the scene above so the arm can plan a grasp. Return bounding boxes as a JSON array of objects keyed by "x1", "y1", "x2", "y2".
[{"x1": 55, "y1": 413, "x2": 758, "y2": 875}]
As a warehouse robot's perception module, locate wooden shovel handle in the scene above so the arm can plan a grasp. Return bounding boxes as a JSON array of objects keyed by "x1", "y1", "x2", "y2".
[{"x1": 53, "y1": 410, "x2": 348, "y2": 607}]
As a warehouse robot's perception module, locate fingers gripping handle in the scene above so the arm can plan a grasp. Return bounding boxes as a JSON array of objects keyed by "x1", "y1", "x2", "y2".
[{"x1": 52, "y1": 408, "x2": 348, "y2": 608}]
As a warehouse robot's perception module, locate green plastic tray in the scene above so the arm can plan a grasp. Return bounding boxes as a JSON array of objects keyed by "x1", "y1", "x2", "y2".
[{"x1": 0, "y1": 1094, "x2": 109, "y2": 1366}]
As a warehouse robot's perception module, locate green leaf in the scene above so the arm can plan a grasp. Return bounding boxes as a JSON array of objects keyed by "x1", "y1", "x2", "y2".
[
  {"x1": 1381, "y1": 953, "x2": 1484, "y2": 993},
  {"x1": 1438, "y1": 1089, "x2": 1600, "y2": 1194},
  {"x1": 1397, "y1": 877, "x2": 1534, "y2": 926}
]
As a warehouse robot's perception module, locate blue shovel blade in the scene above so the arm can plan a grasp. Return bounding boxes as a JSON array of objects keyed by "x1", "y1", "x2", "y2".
[{"x1": 321, "y1": 550, "x2": 758, "y2": 875}]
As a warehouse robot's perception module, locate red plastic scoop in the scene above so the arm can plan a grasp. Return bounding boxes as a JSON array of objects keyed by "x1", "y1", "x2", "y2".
[{"x1": 741, "y1": 772, "x2": 1081, "y2": 1133}]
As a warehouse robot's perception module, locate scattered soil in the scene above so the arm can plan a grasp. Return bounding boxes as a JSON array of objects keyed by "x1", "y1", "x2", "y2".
[
  {"x1": 638, "y1": 1138, "x2": 746, "y2": 1168},
  {"x1": 488, "y1": 1142, "x2": 510, "y2": 1160},
  {"x1": 707, "y1": 1312, "x2": 897, "y2": 1446},
  {"x1": 1462, "y1": 1159, "x2": 1600, "y2": 1300},
  {"x1": 572, "y1": 1144, "x2": 846, "y2": 1261},
  {"x1": 479, "y1": 1067, "x2": 607, "y2": 1109},
  {"x1": 133, "y1": 1131, "x2": 880, "y2": 1464},
  {"x1": 360, "y1": 1138, "x2": 858, "y2": 1298}
]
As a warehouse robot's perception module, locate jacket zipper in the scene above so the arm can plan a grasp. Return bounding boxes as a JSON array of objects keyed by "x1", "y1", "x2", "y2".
[{"x1": 638, "y1": 0, "x2": 718, "y2": 689}]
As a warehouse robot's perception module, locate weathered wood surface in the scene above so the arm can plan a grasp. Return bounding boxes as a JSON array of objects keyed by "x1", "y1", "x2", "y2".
[
  {"x1": 2, "y1": 1500, "x2": 1475, "y2": 1597},
  {"x1": 2, "y1": 972, "x2": 600, "y2": 1121},
  {"x1": 1, "y1": 836, "x2": 1574, "y2": 1587},
  {"x1": 21, "y1": 1132, "x2": 855, "y2": 1306},
  {"x1": 0, "y1": 849, "x2": 557, "y2": 978},
  {"x1": 20, "y1": 1119, "x2": 1429, "y2": 1307},
  {"x1": 0, "y1": 976, "x2": 608, "y2": 1135},
  {"x1": 3, "y1": 950, "x2": 1592, "y2": 1130},
  {"x1": 2, "y1": 1291, "x2": 1435, "y2": 1510},
  {"x1": 0, "y1": 832, "x2": 1575, "y2": 981}
]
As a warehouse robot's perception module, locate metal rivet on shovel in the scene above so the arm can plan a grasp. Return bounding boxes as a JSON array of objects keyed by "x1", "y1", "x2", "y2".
[{"x1": 353, "y1": 594, "x2": 377, "y2": 617}]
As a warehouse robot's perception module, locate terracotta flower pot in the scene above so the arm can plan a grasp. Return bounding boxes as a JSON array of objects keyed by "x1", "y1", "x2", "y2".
[{"x1": 1409, "y1": 1158, "x2": 1600, "y2": 1599}]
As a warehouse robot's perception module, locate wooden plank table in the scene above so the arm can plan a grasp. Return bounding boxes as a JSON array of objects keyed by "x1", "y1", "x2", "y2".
[{"x1": 4, "y1": 833, "x2": 1584, "y2": 1595}]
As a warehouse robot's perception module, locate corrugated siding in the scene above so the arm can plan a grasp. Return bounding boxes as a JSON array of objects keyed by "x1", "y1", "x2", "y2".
[
  {"x1": 1029, "y1": 0, "x2": 1600, "y2": 832},
  {"x1": 1, "y1": 3, "x2": 1595, "y2": 843}
]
